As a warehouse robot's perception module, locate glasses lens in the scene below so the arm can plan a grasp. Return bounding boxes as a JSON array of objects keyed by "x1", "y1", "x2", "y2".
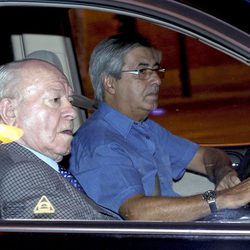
[
  {"x1": 138, "y1": 68, "x2": 149, "y2": 80},
  {"x1": 138, "y1": 68, "x2": 165, "y2": 80},
  {"x1": 157, "y1": 68, "x2": 166, "y2": 79}
]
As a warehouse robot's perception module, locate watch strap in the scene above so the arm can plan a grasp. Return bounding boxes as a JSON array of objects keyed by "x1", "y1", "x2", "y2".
[{"x1": 208, "y1": 200, "x2": 217, "y2": 213}]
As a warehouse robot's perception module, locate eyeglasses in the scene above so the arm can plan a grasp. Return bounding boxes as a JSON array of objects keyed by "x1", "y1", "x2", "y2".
[{"x1": 121, "y1": 66, "x2": 166, "y2": 80}]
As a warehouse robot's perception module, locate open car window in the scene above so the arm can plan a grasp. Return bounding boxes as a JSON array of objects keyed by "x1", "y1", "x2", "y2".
[
  {"x1": 70, "y1": 8, "x2": 250, "y2": 146},
  {"x1": 0, "y1": 0, "x2": 250, "y2": 249}
]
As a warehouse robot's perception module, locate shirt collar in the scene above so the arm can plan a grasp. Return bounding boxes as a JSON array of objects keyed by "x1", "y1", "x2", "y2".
[
  {"x1": 21, "y1": 145, "x2": 59, "y2": 172},
  {"x1": 98, "y1": 102, "x2": 149, "y2": 138}
]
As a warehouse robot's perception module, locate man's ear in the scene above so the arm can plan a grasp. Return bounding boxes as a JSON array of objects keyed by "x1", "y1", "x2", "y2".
[
  {"x1": 103, "y1": 75, "x2": 116, "y2": 95},
  {"x1": 0, "y1": 98, "x2": 17, "y2": 125}
]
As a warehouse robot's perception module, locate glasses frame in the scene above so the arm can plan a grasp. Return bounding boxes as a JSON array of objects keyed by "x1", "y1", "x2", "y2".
[{"x1": 121, "y1": 67, "x2": 166, "y2": 80}]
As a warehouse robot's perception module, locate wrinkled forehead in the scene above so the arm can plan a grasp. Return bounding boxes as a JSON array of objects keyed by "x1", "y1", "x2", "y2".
[{"x1": 19, "y1": 63, "x2": 72, "y2": 96}]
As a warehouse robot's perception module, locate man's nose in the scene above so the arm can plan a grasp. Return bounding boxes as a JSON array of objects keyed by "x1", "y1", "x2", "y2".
[
  {"x1": 150, "y1": 71, "x2": 161, "y2": 86},
  {"x1": 63, "y1": 101, "x2": 77, "y2": 120}
]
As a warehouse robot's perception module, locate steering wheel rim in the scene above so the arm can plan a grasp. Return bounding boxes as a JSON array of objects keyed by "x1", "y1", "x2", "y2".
[{"x1": 236, "y1": 149, "x2": 250, "y2": 181}]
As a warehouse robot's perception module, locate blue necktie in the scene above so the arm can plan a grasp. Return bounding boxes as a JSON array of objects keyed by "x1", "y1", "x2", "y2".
[{"x1": 59, "y1": 166, "x2": 85, "y2": 193}]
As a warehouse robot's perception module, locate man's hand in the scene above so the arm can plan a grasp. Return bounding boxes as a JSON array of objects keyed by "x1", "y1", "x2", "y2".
[{"x1": 215, "y1": 170, "x2": 241, "y2": 191}]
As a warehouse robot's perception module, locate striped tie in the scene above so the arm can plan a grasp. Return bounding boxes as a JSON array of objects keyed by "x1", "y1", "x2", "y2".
[{"x1": 59, "y1": 166, "x2": 85, "y2": 193}]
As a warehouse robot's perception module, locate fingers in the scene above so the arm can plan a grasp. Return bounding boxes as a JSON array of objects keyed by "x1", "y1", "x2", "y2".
[
  {"x1": 230, "y1": 175, "x2": 241, "y2": 186},
  {"x1": 217, "y1": 178, "x2": 250, "y2": 209},
  {"x1": 215, "y1": 172, "x2": 241, "y2": 191}
]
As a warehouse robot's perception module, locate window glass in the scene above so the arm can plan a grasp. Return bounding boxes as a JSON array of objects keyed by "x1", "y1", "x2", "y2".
[
  {"x1": 177, "y1": 0, "x2": 250, "y2": 33},
  {"x1": 69, "y1": 9, "x2": 250, "y2": 145}
]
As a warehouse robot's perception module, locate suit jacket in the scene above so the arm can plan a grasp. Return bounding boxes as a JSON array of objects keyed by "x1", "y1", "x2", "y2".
[{"x1": 0, "y1": 142, "x2": 121, "y2": 220}]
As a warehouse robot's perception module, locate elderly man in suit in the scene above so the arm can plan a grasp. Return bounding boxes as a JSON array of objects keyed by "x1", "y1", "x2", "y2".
[{"x1": 0, "y1": 58, "x2": 120, "y2": 220}]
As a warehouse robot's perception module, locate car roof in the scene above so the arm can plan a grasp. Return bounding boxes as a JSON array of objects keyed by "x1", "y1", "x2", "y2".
[
  {"x1": 0, "y1": 0, "x2": 249, "y2": 64},
  {"x1": 175, "y1": 0, "x2": 250, "y2": 33}
]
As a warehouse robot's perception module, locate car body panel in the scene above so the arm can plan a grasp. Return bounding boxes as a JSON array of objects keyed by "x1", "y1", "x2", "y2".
[{"x1": 0, "y1": 0, "x2": 249, "y2": 64}]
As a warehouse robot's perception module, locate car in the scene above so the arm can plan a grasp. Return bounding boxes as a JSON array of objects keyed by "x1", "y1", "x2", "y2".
[{"x1": 0, "y1": 0, "x2": 250, "y2": 249}]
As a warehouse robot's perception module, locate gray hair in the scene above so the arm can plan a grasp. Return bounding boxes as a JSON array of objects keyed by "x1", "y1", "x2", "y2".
[
  {"x1": 0, "y1": 57, "x2": 62, "y2": 102},
  {"x1": 0, "y1": 60, "x2": 25, "y2": 100},
  {"x1": 89, "y1": 33, "x2": 156, "y2": 103}
]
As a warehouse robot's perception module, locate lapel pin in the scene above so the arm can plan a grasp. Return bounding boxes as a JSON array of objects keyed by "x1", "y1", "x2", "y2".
[{"x1": 33, "y1": 195, "x2": 55, "y2": 214}]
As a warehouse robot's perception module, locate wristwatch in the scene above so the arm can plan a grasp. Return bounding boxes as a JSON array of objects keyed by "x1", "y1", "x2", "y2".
[{"x1": 202, "y1": 190, "x2": 217, "y2": 213}]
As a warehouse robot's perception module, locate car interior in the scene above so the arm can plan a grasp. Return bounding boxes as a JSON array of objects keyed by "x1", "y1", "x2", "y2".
[
  {"x1": 1, "y1": 3, "x2": 250, "y2": 212},
  {"x1": 0, "y1": 1, "x2": 250, "y2": 248}
]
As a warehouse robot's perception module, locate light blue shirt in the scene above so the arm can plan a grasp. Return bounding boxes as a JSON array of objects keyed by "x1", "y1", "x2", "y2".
[
  {"x1": 70, "y1": 103, "x2": 199, "y2": 213},
  {"x1": 22, "y1": 145, "x2": 59, "y2": 172}
]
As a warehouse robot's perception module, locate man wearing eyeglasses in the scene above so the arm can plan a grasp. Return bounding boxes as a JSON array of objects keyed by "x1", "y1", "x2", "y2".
[{"x1": 69, "y1": 34, "x2": 250, "y2": 222}]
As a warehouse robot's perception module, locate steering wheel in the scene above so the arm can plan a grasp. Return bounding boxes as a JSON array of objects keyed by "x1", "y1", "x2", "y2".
[
  {"x1": 198, "y1": 149, "x2": 250, "y2": 222},
  {"x1": 236, "y1": 149, "x2": 250, "y2": 181}
]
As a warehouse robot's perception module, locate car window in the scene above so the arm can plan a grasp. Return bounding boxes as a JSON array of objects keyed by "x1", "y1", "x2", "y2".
[
  {"x1": 69, "y1": 9, "x2": 250, "y2": 146},
  {"x1": 1, "y1": 3, "x2": 250, "y2": 247},
  {"x1": 177, "y1": 0, "x2": 250, "y2": 33}
]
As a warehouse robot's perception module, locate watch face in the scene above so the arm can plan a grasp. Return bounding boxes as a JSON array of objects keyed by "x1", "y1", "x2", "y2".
[{"x1": 204, "y1": 190, "x2": 216, "y2": 203}]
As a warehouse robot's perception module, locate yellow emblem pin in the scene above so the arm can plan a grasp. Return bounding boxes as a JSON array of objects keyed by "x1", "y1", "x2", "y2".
[{"x1": 33, "y1": 195, "x2": 55, "y2": 214}]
